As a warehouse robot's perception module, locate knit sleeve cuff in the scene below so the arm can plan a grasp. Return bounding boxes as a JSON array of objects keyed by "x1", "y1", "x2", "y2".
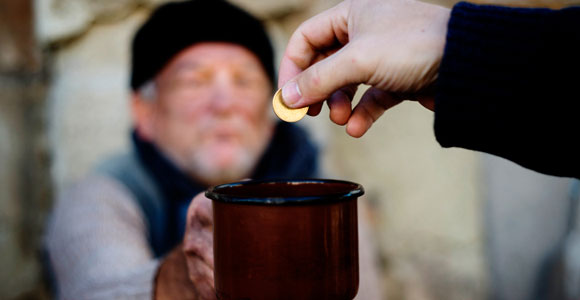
[
  {"x1": 435, "y1": 2, "x2": 550, "y2": 145},
  {"x1": 433, "y1": 2, "x2": 580, "y2": 177}
]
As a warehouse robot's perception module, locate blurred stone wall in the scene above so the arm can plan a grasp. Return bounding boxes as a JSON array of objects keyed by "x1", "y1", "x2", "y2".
[
  {"x1": 1, "y1": 0, "x2": 577, "y2": 299},
  {"x1": 0, "y1": 0, "x2": 51, "y2": 299}
]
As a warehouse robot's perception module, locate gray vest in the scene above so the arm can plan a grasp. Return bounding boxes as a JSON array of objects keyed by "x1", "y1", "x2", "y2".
[{"x1": 96, "y1": 151, "x2": 170, "y2": 257}]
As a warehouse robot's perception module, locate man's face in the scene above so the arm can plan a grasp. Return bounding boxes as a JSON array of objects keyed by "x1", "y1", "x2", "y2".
[{"x1": 134, "y1": 42, "x2": 275, "y2": 185}]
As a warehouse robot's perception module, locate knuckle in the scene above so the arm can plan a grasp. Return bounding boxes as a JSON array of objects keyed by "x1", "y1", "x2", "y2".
[
  {"x1": 183, "y1": 236, "x2": 202, "y2": 253},
  {"x1": 188, "y1": 271, "x2": 201, "y2": 283},
  {"x1": 303, "y1": 66, "x2": 323, "y2": 94},
  {"x1": 349, "y1": 50, "x2": 372, "y2": 79}
]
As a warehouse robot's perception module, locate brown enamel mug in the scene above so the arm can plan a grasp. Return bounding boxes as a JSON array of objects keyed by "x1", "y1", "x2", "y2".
[{"x1": 205, "y1": 179, "x2": 364, "y2": 300}]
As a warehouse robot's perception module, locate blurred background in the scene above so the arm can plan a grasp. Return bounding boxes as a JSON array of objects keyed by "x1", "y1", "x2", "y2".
[{"x1": 1, "y1": 0, "x2": 578, "y2": 299}]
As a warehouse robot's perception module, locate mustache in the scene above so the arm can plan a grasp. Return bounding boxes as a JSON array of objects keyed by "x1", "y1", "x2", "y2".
[{"x1": 197, "y1": 116, "x2": 251, "y2": 137}]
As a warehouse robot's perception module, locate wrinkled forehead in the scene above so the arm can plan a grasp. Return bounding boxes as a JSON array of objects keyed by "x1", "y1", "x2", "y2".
[{"x1": 162, "y1": 42, "x2": 269, "y2": 77}]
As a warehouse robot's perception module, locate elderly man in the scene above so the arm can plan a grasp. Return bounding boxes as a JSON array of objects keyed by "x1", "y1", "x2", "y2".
[{"x1": 46, "y1": 1, "x2": 381, "y2": 299}]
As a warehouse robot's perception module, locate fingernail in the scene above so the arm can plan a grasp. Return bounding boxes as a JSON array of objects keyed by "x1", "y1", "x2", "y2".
[{"x1": 281, "y1": 81, "x2": 301, "y2": 107}]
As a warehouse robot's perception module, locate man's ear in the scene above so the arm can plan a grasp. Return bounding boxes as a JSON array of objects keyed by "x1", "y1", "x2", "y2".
[{"x1": 130, "y1": 92, "x2": 156, "y2": 141}]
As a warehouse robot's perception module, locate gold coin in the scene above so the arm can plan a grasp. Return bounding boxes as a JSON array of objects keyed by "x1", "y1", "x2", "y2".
[{"x1": 272, "y1": 88, "x2": 308, "y2": 122}]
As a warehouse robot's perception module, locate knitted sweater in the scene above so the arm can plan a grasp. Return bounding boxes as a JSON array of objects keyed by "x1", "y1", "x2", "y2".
[{"x1": 435, "y1": 2, "x2": 580, "y2": 178}]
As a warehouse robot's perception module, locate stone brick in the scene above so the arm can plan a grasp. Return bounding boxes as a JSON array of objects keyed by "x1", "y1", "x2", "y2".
[
  {"x1": 36, "y1": 0, "x2": 159, "y2": 46},
  {"x1": 47, "y1": 11, "x2": 147, "y2": 192},
  {"x1": 0, "y1": 0, "x2": 38, "y2": 71},
  {"x1": 0, "y1": 76, "x2": 49, "y2": 299},
  {"x1": 231, "y1": 0, "x2": 310, "y2": 18},
  {"x1": 1, "y1": 1, "x2": 50, "y2": 298}
]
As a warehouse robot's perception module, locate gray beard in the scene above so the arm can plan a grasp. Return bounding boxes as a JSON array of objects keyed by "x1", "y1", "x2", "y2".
[{"x1": 185, "y1": 146, "x2": 259, "y2": 186}]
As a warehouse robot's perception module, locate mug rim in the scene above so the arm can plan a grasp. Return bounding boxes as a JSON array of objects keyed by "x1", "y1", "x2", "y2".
[{"x1": 205, "y1": 178, "x2": 364, "y2": 205}]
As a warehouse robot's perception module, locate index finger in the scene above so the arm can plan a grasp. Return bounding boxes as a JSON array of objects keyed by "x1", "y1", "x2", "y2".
[{"x1": 278, "y1": 2, "x2": 349, "y2": 89}]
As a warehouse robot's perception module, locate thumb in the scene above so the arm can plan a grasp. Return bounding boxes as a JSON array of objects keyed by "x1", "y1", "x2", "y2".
[
  {"x1": 281, "y1": 45, "x2": 367, "y2": 109},
  {"x1": 188, "y1": 193, "x2": 213, "y2": 227}
]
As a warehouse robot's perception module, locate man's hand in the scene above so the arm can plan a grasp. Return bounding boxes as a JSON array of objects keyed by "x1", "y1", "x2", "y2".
[
  {"x1": 183, "y1": 193, "x2": 215, "y2": 299},
  {"x1": 278, "y1": 0, "x2": 450, "y2": 137},
  {"x1": 154, "y1": 193, "x2": 216, "y2": 300}
]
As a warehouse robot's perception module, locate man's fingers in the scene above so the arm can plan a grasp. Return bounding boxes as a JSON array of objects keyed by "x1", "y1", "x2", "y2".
[
  {"x1": 278, "y1": 2, "x2": 349, "y2": 89},
  {"x1": 417, "y1": 94, "x2": 435, "y2": 111},
  {"x1": 188, "y1": 193, "x2": 213, "y2": 227},
  {"x1": 196, "y1": 282, "x2": 216, "y2": 300},
  {"x1": 187, "y1": 257, "x2": 214, "y2": 284},
  {"x1": 183, "y1": 232, "x2": 215, "y2": 299},
  {"x1": 307, "y1": 102, "x2": 323, "y2": 116},
  {"x1": 183, "y1": 228, "x2": 214, "y2": 267},
  {"x1": 346, "y1": 88, "x2": 402, "y2": 138},
  {"x1": 186, "y1": 257, "x2": 216, "y2": 300},
  {"x1": 183, "y1": 194, "x2": 216, "y2": 300},
  {"x1": 184, "y1": 193, "x2": 214, "y2": 268},
  {"x1": 327, "y1": 85, "x2": 357, "y2": 125}
]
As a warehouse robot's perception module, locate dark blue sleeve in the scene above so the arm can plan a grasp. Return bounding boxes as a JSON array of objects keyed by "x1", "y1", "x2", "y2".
[{"x1": 434, "y1": 2, "x2": 580, "y2": 178}]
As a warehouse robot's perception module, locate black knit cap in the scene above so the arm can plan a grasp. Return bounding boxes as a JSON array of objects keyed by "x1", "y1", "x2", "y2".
[{"x1": 130, "y1": 0, "x2": 275, "y2": 90}]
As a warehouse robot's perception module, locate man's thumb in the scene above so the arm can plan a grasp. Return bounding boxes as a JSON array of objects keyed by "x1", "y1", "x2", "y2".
[{"x1": 281, "y1": 46, "x2": 364, "y2": 109}]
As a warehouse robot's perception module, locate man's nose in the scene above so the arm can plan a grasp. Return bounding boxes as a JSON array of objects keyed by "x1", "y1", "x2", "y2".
[{"x1": 209, "y1": 73, "x2": 236, "y2": 113}]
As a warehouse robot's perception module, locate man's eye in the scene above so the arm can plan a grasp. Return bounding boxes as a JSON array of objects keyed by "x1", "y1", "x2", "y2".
[{"x1": 236, "y1": 79, "x2": 249, "y2": 86}]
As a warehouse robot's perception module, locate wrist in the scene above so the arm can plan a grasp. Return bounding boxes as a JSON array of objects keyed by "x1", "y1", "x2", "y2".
[{"x1": 422, "y1": 1, "x2": 451, "y2": 90}]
